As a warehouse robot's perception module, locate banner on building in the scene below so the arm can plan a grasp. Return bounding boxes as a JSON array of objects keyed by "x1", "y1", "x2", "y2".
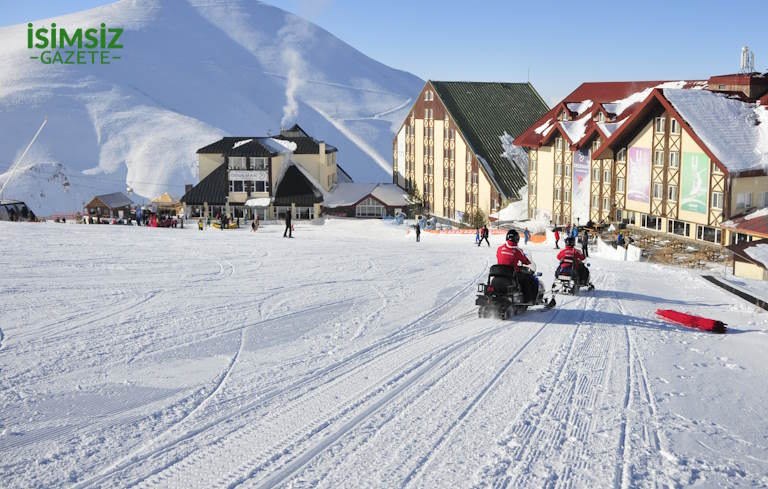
[
  {"x1": 396, "y1": 127, "x2": 406, "y2": 186},
  {"x1": 681, "y1": 152, "x2": 709, "y2": 213},
  {"x1": 627, "y1": 147, "x2": 651, "y2": 203},
  {"x1": 572, "y1": 148, "x2": 591, "y2": 224}
]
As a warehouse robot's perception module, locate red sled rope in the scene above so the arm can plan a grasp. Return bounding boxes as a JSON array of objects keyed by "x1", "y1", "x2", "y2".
[{"x1": 656, "y1": 309, "x2": 727, "y2": 334}]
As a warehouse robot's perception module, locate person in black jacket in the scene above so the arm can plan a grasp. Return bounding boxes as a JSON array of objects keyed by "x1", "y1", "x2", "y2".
[
  {"x1": 478, "y1": 225, "x2": 490, "y2": 247},
  {"x1": 283, "y1": 210, "x2": 292, "y2": 238},
  {"x1": 582, "y1": 229, "x2": 589, "y2": 257}
]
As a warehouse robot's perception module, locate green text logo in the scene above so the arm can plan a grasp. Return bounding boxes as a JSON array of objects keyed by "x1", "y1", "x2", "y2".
[{"x1": 28, "y1": 23, "x2": 123, "y2": 65}]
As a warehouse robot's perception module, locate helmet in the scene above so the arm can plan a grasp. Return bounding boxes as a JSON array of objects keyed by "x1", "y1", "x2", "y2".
[
  {"x1": 506, "y1": 229, "x2": 520, "y2": 243},
  {"x1": 565, "y1": 236, "x2": 576, "y2": 247}
]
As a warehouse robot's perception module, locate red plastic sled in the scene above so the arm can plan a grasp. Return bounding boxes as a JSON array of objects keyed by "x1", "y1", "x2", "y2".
[{"x1": 656, "y1": 309, "x2": 727, "y2": 334}]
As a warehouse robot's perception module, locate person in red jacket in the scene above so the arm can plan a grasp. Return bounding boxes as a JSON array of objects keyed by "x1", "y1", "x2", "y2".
[
  {"x1": 556, "y1": 236, "x2": 591, "y2": 287},
  {"x1": 553, "y1": 228, "x2": 560, "y2": 249},
  {"x1": 497, "y1": 229, "x2": 537, "y2": 302}
]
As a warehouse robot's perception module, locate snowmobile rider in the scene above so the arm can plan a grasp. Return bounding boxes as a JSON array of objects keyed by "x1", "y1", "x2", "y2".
[
  {"x1": 556, "y1": 236, "x2": 592, "y2": 287},
  {"x1": 497, "y1": 229, "x2": 537, "y2": 303}
]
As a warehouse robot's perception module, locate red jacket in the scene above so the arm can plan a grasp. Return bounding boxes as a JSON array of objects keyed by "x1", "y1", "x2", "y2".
[
  {"x1": 557, "y1": 246, "x2": 585, "y2": 266},
  {"x1": 497, "y1": 242, "x2": 530, "y2": 271}
]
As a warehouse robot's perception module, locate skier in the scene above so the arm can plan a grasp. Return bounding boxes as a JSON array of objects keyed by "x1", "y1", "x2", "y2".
[
  {"x1": 554, "y1": 228, "x2": 560, "y2": 249},
  {"x1": 582, "y1": 229, "x2": 589, "y2": 257},
  {"x1": 496, "y1": 229, "x2": 537, "y2": 302},
  {"x1": 415, "y1": 221, "x2": 421, "y2": 242},
  {"x1": 254, "y1": 213, "x2": 260, "y2": 231},
  {"x1": 617, "y1": 232, "x2": 625, "y2": 247},
  {"x1": 251, "y1": 220, "x2": 256, "y2": 232},
  {"x1": 283, "y1": 210, "x2": 292, "y2": 238},
  {"x1": 523, "y1": 227, "x2": 531, "y2": 245},
  {"x1": 556, "y1": 236, "x2": 592, "y2": 289},
  {"x1": 198, "y1": 218, "x2": 204, "y2": 231},
  {"x1": 478, "y1": 225, "x2": 490, "y2": 247}
]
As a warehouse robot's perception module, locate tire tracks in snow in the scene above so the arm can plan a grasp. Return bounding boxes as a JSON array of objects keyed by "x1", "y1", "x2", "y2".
[{"x1": 76, "y1": 266, "x2": 488, "y2": 488}]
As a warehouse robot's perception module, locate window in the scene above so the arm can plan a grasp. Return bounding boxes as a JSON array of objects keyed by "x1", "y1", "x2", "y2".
[
  {"x1": 356, "y1": 197, "x2": 385, "y2": 218},
  {"x1": 249, "y1": 157, "x2": 268, "y2": 170},
  {"x1": 592, "y1": 195, "x2": 599, "y2": 207},
  {"x1": 697, "y1": 225, "x2": 721, "y2": 243},
  {"x1": 760, "y1": 192, "x2": 768, "y2": 208},
  {"x1": 736, "y1": 192, "x2": 753, "y2": 209},
  {"x1": 617, "y1": 148, "x2": 627, "y2": 163},
  {"x1": 655, "y1": 117, "x2": 665, "y2": 133},
  {"x1": 228, "y1": 156, "x2": 247, "y2": 170},
  {"x1": 670, "y1": 118, "x2": 680, "y2": 134},
  {"x1": 555, "y1": 137, "x2": 563, "y2": 150},
  {"x1": 669, "y1": 151, "x2": 679, "y2": 168},
  {"x1": 654, "y1": 150, "x2": 665, "y2": 167},
  {"x1": 603, "y1": 168, "x2": 611, "y2": 183},
  {"x1": 598, "y1": 112, "x2": 605, "y2": 122},
  {"x1": 603, "y1": 197, "x2": 610, "y2": 210},
  {"x1": 559, "y1": 110, "x2": 568, "y2": 121},
  {"x1": 592, "y1": 139, "x2": 600, "y2": 152},
  {"x1": 424, "y1": 90, "x2": 433, "y2": 101},
  {"x1": 564, "y1": 190, "x2": 571, "y2": 203},
  {"x1": 556, "y1": 163, "x2": 562, "y2": 176},
  {"x1": 712, "y1": 191, "x2": 723, "y2": 209},
  {"x1": 667, "y1": 185, "x2": 678, "y2": 201},
  {"x1": 592, "y1": 167, "x2": 600, "y2": 181},
  {"x1": 617, "y1": 177, "x2": 625, "y2": 192},
  {"x1": 555, "y1": 188, "x2": 562, "y2": 201},
  {"x1": 228, "y1": 180, "x2": 244, "y2": 192},
  {"x1": 424, "y1": 108, "x2": 433, "y2": 119},
  {"x1": 254, "y1": 181, "x2": 266, "y2": 192},
  {"x1": 641, "y1": 213, "x2": 662, "y2": 231},
  {"x1": 667, "y1": 219, "x2": 690, "y2": 237},
  {"x1": 653, "y1": 183, "x2": 663, "y2": 199},
  {"x1": 565, "y1": 164, "x2": 571, "y2": 177},
  {"x1": 472, "y1": 173, "x2": 479, "y2": 184}
]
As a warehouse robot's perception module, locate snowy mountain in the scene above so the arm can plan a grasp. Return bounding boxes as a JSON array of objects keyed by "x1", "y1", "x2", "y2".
[{"x1": 0, "y1": 0, "x2": 423, "y2": 214}]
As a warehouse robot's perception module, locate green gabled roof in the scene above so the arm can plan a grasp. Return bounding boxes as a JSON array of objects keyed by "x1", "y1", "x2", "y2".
[{"x1": 431, "y1": 81, "x2": 549, "y2": 199}]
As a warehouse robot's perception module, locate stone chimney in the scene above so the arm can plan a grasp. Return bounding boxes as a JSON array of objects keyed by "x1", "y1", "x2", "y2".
[{"x1": 318, "y1": 142, "x2": 326, "y2": 155}]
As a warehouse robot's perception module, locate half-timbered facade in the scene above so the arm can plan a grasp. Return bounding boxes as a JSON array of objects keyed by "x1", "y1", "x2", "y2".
[
  {"x1": 516, "y1": 72, "x2": 768, "y2": 246},
  {"x1": 393, "y1": 81, "x2": 548, "y2": 223}
]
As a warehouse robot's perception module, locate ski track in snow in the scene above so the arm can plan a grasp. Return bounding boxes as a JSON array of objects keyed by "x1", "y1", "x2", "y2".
[{"x1": 1, "y1": 220, "x2": 768, "y2": 488}]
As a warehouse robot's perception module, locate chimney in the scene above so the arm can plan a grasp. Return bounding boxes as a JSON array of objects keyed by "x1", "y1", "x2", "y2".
[
  {"x1": 185, "y1": 184, "x2": 192, "y2": 195},
  {"x1": 319, "y1": 142, "x2": 326, "y2": 155}
]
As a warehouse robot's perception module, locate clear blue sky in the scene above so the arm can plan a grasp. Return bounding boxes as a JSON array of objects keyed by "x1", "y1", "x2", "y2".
[{"x1": 3, "y1": 0, "x2": 766, "y2": 104}]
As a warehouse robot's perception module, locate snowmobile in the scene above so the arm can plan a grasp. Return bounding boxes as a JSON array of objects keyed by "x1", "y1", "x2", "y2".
[
  {"x1": 552, "y1": 261, "x2": 594, "y2": 295},
  {"x1": 476, "y1": 261, "x2": 556, "y2": 319}
]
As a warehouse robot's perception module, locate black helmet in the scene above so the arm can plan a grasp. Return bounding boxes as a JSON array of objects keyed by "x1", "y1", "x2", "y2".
[
  {"x1": 506, "y1": 229, "x2": 520, "y2": 243},
  {"x1": 565, "y1": 236, "x2": 576, "y2": 247}
]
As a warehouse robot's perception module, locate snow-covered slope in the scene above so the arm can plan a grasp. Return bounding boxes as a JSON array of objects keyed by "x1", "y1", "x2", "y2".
[{"x1": 0, "y1": 0, "x2": 423, "y2": 214}]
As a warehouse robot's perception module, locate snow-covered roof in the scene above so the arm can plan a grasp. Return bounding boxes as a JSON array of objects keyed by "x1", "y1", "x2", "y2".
[
  {"x1": 94, "y1": 192, "x2": 134, "y2": 208},
  {"x1": 566, "y1": 100, "x2": 593, "y2": 116},
  {"x1": 232, "y1": 138, "x2": 252, "y2": 149},
  {"x1": 324, "y1": 183, "x2": 377, "y2": 207},
  {"x1": 324, "y1": 183, "x2": 410, "y2": 208},
  {"x1": 663, "y1": 88, "x2": 768, "y2": 173},
  {"x1": 745, "y1": 243, "x2": 768, "y2": 268},
  {"x1": 560, "y1": 113, "x2": 591, "y2": 143},
  {"x1": 534, "y1": 118, "x2": 553, "y2": 135},
  {"x1": 596, "y1": 119, "x2": 627, "y2": 138},
  {"x1": 603, "y1": 81, "x2": 687, "y2": 116},
  {"x1": 260, "y1": 138, "x2": 297, "y2": 154},
  {"x1": 370, "y1": 184, "x2": 410, "y2": 206}
]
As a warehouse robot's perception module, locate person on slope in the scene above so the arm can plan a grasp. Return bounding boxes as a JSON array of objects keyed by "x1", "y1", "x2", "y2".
[
  {"x1": 478, "y1": 224, "x2": 490, "y2": 247},
  {"x1": 283, "y1": 210, "x2": 292, "y2": 238},
  {"x1": 556, "y1": 236, "x2": 593, "y2": 289},
  {"x1": 497, "y1": 229, "x2": 537, "y2": 303}
]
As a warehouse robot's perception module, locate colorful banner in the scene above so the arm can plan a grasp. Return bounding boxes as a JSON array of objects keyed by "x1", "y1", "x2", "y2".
[
  {"x1": 572, "y1": 148, "x2": 591, "y2": 224},
  {"x1": 681, "y1": 152, "x2": 709, "y2": 213},
  {"x1": 627, "y1": 147, "x2": 651, "y2": 203}
]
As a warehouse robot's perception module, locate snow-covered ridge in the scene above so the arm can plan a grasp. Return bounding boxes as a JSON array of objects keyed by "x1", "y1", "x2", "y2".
[{"x1": 0, "y1": 0, "x2": 423, "y2": 214}]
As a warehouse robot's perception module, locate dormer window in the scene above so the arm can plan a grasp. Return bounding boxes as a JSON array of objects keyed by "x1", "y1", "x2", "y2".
[
  {"x1": 598, "y1": 112, "x2": 605, "y2": 122},
  {"x1": 555, "y1": 137, "x2": 563, "y2": 150},
  {"x1": 655, "y1": 117, "x2": 666, "y2": 134},
  {"x1": 558, "y1": 110, "x2": 568, "y2": 121},
  {"x1": 670, "y1": 118, "x2": 680, "y2": 134},
  {"x1": 424, "y1": 90, "x2": 434, "y2": 101},
  {"x1": 617, "y1": 148, "x2": 627, "y2": 163}
]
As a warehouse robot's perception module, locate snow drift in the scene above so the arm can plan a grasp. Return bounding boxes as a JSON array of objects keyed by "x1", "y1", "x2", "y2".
[{"x1": 0, "y1": 0, "x2": 423, "y2": 214}]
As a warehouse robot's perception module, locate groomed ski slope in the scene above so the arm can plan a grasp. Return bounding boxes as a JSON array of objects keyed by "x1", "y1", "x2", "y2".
[{"x1": 1, "y1": 219, "x2": 767, "y2": 488}]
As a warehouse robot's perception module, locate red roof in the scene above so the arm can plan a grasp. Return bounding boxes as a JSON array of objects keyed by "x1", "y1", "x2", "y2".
[
  {"x1": 515, "y1": 81, "x2": 672, "y2": 148},
  {"x1": 722, "y1": 210, "x2": 768, "y2": 239}
]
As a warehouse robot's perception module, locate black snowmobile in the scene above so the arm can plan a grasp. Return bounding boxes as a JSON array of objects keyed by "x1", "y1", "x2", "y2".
[
  {"x1": 476, "y1": 261, "x2": 556, "y2": 319},
  {"x1": 552, "y1": 238, "x2": 595, "y2": 296}
]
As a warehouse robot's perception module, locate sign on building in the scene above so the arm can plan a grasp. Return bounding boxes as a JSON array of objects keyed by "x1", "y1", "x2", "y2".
[
  {"x1": 627, "y1": 147, "x2": 651, "y2": 203},
  {"x1": 681, "y1": 152, "x2": 709, "y2": 213}
]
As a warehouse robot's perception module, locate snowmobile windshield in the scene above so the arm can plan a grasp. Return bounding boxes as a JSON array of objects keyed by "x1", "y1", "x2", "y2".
[{"x1": 522, "y1": 260, "x2": 537, "y2": 274}]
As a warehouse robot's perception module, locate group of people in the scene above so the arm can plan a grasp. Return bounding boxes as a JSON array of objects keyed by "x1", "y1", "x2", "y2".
[
  {"x1": 554, "y1": 225, "x2": 589, "y2": 258},
  {"x1": 495, "y1": 226, "x2": 593, "y2": 303}
]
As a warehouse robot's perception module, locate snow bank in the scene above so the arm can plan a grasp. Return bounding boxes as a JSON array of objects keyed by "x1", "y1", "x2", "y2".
[
  {"x1": 664, "y1": 89, "x2": 768, "y2": 173},
  {"x1": 596, "y1": 237, "x2": 642, "y2": 262}
]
